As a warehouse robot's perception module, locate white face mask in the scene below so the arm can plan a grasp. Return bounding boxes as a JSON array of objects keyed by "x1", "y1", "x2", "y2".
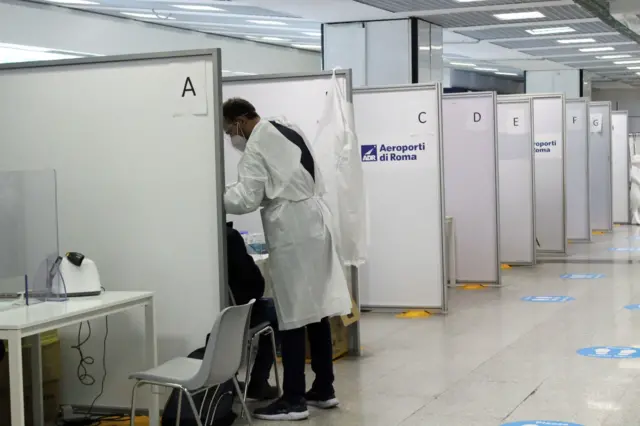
[{"x1": 230, "y1": 135, "x2": 248, "y2": 152}]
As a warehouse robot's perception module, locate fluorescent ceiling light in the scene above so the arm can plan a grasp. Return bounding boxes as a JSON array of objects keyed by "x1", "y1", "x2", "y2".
[
  {"x1": 46, "y1": 0, "x2": 99, "y2": 4},
  {"x1": 246, "y1": 20, "x2": 287, "y2": 26},
  {"x1": 627, "y1": 66, "x2": 640, "y2": 70},
  {"x1": 261, "y1": 36, "x2": 289, "y2": 42},
  {"x1": 614, "y1": 59, "x2": 640, "y2": 64},
  {"x1": 596, "y1": 54, "x2": 631, "y2": 59},
  {"x1": 121, "y1": 12, "x2": 175, "y2": 19},
  {"x1": 450, "y1": 62, "x2": 476, "y2": 67},
  {"x1": 579, "y1": 46, "x2": 615, "y2": 52},
  {"x1": 291, "y1": 43, "x2": 321, "y2": 50},
  {"x1": 495, "y1": 71, "x2": 518, "y2": 76},
  {"x1": 475, "y1": 67, "x2": 498, "y2": 71},
  {"x1": 557, "y1": 38, "x2": 596, "y2": 44},
  {"x1": 525, "y1": 26, "x2": 575, "y2": 35},
  {"x1": 171, "y1": 4, "x2": 225, "y2": 11},
  {"x1": 494, "y1": 11, "x2": 545, "y2": 21},
  {"x1": 636, "y1": 72, "x2": 640, "y2": 76},
  {"x1": 302, "y1": 32, "x2": 321, "y2": 37}
]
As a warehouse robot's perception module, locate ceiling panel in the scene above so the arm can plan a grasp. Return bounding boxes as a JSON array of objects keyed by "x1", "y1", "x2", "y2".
[
  {"x1": 417, "y1": 5, "x2": 594, "y2": 29},
  {"x1": 52, "y1": 0, "x2": 302, "y2": 18},
  {"x1": 525, "y1": 44, "x2": 640, "y2": 57},
  {"x1": 354, "y1": 0, "x2": 567, "y2": 13},
  {"x1": 494, "y1": 34, "x2": 632, "y2": 49},
  {"x1": 455, "y1": 21, "x2": 614, "y2": 40}
]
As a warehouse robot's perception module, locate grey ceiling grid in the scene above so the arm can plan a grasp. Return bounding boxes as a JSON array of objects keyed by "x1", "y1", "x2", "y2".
[
  {"x1": 454, "y1": 21, "x2": 615, "y2": 40},
  {"x1": 494, "y1": 34, "x2": 633, "y2": 50},
  {"x1": 354, "y1": 0, "x2": 566, "y2": 13},
  {"x1": 414, "y1": 6, "x2": 594, "y2": 29},
  {"x1": 65, "y1": 0, "x2": 300, "y2": 18},
  {"x1": 525, "y1": 45, "x2": 640, "y2": 57}
]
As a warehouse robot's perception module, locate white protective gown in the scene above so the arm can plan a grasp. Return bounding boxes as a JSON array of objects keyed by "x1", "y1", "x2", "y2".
[{"x1": 224, "y1": 119, "x2": 352, "y2": 330}]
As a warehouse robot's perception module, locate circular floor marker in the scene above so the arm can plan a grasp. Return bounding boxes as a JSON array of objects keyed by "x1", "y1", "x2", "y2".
[
  {"x1": 577, "y1": 346, "x2": 640, "y2": 359},
  {"x1": 502, "y1": 422, "x2": 583, "y2": 426},
  {"x1": 521, "y1": 296, "x2": 574, "y2": 303}
]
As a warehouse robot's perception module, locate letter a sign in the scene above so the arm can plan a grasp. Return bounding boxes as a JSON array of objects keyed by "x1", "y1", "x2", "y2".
[{"x1": 170, "y1": 62, "x2": 208, "y2": 117}]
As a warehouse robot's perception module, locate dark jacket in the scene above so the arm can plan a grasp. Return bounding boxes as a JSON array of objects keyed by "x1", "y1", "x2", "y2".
[{"x1": 226, "y1": 222, "x2": 265, "y2": 305}]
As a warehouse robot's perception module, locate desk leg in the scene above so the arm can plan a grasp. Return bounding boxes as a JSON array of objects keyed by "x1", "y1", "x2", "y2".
[
  {"x1": 145, "y1": 300, "x2": 159, "y2": 426},
  {"x1": 27, "y1": 334, "x2": 44, "y2": 426},
  {"x1": 8, "y1": 333, "x2": 25, "y2": 426}
]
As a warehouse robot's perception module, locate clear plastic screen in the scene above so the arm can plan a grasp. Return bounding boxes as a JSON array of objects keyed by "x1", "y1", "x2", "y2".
[{"x1": 0, "y1": 169, "x2": 59, "y2": 304}]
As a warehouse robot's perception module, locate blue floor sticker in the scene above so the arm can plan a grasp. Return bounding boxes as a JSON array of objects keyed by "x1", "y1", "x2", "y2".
[
  {"x1": 560, "y1": 274, "x2": 604, "y2": 279},
  {"x1": 625, "y1": 304, "x2": 640, "y2": 310},
  {"x1": 521, "y1": 296, "x2": 574, "y2": 303},
  {"x1": 577, "y1": 346, "x2": 640, "y2": 359},
  {"x1": 609, "y1": 247, "x2": 640, "y2": 251},
  {"x1": 502, "y1": 422, "x2": 583, "y2": 426}
]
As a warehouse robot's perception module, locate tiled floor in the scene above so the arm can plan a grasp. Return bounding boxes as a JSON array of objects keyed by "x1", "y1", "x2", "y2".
[{"x1": 243, "y1": 226, "x2": 640, "y2": 426}]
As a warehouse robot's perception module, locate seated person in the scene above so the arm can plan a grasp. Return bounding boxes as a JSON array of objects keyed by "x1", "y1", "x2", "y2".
[{"x1": 226, "y1": 222, "x2": 279, "y2": 400}]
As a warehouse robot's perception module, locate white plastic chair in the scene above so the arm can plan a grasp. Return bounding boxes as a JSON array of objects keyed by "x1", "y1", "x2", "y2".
[
  {"x1": 128, "y1": 300, "x2": 256, "y2": 426},
  {"x1": 243, "y1": 320, "x2": 280, "y2": 401}
]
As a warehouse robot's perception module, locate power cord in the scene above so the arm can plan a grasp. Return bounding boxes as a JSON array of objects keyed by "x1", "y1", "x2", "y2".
[{"x1": 68, "y1": 316, "x2": 109, "y2": 422}]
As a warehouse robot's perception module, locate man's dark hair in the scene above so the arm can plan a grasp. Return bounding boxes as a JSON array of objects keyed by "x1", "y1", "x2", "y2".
[{"x1": 223, "y1": 97, "x2": 259, "y2": 121}]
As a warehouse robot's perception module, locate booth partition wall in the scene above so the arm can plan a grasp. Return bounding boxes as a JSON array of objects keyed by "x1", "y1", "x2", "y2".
[
  {"x1": 496, "y1": 96, "x2": 536, "y2": 266},
  {"x1": 532, "y1": 94, "x2": 567, "y2": 255},
  {"x1": 589, "y1": 101, "x2": 614, "y2": 232},
  {"x1": 222, "y1": 70, "x2": 361, "y2": 355},
  {"x1": 442, "y1": 92, "x2": 501, "y2": 285},
  {"x1": 354, "y1": 83, "x2": 448, "y2": 311},
  {"x1": 612, "y1": 110, "x2": 630, "y2": 224},
  {"x1": 0, "y1": 50, "x2": 225, "y2": 415},
  {"x1": 565, "y1": 99, "x2": 591, "y2": 242}
]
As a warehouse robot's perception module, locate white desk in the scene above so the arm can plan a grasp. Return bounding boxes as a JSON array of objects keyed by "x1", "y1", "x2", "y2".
[{"x1": 0, "y1": 291, "x2": 158, "y2": 426}]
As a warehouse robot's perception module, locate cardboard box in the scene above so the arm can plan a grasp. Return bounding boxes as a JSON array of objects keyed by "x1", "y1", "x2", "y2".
[
  {"x1": 0, "y1": 339, "x2": 62, "y2": 390},
  {"x1": 0, "y1": 332, "x2": 61, "y2": 425},
  {"x1": 305, "y1": 316, "x2": 349, "y2": 361},
  {"x1": 0, "y1": 381, "x2": 60, "y2": 426}
]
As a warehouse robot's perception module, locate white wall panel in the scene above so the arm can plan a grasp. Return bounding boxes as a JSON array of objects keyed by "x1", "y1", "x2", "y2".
[
  {"x1": 565, "y1": 99, "x2": 591, "y2": 241},
  {"x1": 497, "y1": 97, "x2": 535, "y2": 265},
  {"x1": 589, "y1": 101, "x2": 613, "y2": 231},
  {"x1": 533, "y1": 95, "x2": 567, "y2": 253},
  {"x1": 443, "y1": 92, "x2": 500, "y2": 284},
  {"x1": 612, "y1": 110, "x2": 630, "y2": 223}
]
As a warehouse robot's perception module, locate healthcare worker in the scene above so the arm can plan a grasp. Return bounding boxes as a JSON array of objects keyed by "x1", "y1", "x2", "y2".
[{"x1": 223, "y1": 98, "x2": 352, "y2": 421}]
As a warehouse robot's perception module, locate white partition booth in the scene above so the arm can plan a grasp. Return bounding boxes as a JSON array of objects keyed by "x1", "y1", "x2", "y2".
[
  {"x1": 0, "y1": 50, "x2": 226, "y2": 422},
  {"x1": 497, "y1": 96, "x2": 536, "y2": 266},
  {"x1": 565, "y1": 99, "x2": 591, "y2": 242},
  {"x1": 222, "y1": 70, "x2": 362, "y2": 353},
  {"x1": 612, "y1": 110, "x2": 630, "y2": 224},
  {"x1": 589, "y1": 101, "x2": 613, "y2": 232},
  {"x1": 354, "y1": 83, "x2": 448, "y2": 310},
  {"x1": 443, "y1": 92, "x2": 500, "y2": 285},
  {"x1": 532, "y1": 94, "x2": 567, "y2": 254}
]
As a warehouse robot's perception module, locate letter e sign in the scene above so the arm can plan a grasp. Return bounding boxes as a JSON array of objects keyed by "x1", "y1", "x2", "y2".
[{"x1": 170, "y1": 62, "x2": 208, "y2": 117}]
